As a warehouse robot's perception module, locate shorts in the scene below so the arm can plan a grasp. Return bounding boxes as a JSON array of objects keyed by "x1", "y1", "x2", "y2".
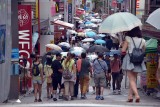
[
  {"x1": 52, "y1": 75, "x2": 64, "y2": 90},
  {"x1": 94, "y1": 72, "x2": 106, "y2": 87},
  {"x1": 33, "y1": 79, "x2": 42, "y2": 84}
]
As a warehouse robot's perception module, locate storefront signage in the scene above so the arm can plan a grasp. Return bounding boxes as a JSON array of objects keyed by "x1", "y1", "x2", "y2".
[
  {"x1": 68, "y1": 3, "x2": 72, "y2": 23},
  {"x1": 146, "y1": 53, "x2": 158, "y2": 88},
  {"x1": 59, "y1": 2, "x2": 64, "y2": 12},
  {"x1": 18, "y1": 5, "x2": 32, "y2": 68}
]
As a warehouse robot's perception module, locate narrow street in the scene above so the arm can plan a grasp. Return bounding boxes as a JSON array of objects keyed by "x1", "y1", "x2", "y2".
[{"x1": 1, "y1": 79, "x2": 160, "y2": 107}]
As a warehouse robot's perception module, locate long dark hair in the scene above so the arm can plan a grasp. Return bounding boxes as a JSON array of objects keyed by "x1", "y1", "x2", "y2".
[
  {"x1": 126, "y1": 27, "x2": 142, "y2": 38},
  {"x1": 65, "y1": 52, "x2": 72, "y2": 65}
]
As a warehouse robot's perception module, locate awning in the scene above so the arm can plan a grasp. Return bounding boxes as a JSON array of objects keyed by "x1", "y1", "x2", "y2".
[{"x1": 51, "y1": 20, "x2": 74, "y2": 29}]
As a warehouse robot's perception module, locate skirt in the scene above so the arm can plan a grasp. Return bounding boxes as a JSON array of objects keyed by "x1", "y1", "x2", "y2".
[{"x1": 122, "y1": 54, "x2": 146, "y2": 73}]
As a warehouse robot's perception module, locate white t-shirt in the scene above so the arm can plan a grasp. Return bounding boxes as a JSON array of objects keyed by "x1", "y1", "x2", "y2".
[
  {"x1": 71, "y1": 36, "x2": 76, "y2": 41},
  {"x1": 125, "y1": 36, "x2": 146, "y2": 53}
]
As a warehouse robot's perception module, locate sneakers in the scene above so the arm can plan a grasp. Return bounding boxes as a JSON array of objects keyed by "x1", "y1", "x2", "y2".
[
  {"x1": 99, "y1": 96, "x2": 104, "y2": 100},
  {"x1": 81, "y1": 95, "x2": 87, "y2": 99},
  {"x1": 118, "y1": 90, "x2": 121, "y2": 94},
  {"x1": 59, "y1": 95, "x2": 63, "y2": 99},
  {"x1": 34, "y1": 99, "x2": 37, "y2": 102},
  {"x1": 113, "y1": 90, "x2": 117, "y2": 94},
  {"x1": 38, "y1": 99, "x2": 42, "y2": 102},
  {"x1": 95, "y1": 96, "x2": 100, "y2": 100},
  {"x1": 53, "y1": 98, "x2": 57, "y2": 101}
]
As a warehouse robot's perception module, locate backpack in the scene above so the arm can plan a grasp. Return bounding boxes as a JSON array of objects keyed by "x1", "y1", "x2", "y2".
[
  {"x1": 32, "y1": 63, "x2": 40, "y2": 76},
  {"x1": 129, "y1": 38, "x2": 145, "y2": 65}
]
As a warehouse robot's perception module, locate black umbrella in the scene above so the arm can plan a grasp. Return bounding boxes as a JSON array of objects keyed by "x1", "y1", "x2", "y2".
[{"x1": 87, "y1": 45, "x2": 109, "y2": 53}]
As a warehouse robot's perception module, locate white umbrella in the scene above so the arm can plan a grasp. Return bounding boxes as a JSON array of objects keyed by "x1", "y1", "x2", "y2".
[
  {"x1": 67, "y1": 29, "x2": 77, "y2": 34},
  {"x1": 146, "y1": 8, "x2": 160, "y2": 29},
  {"x1": 82, "y1": 43, "x2": 90, "y2": 50},
  {"x1": 58, "y1": 42, "x2": 70, "y2": 48},
  {"x1": 70, "y1": 47, "x2": 86, "y2": 56},
  {"x1": 61, "y1": 52, "x2": 68, "y2": 58},
  {"x1": 73, "y1": 17, "x2": 81, "y2": 20},
  {"x1": 99, "y1": 12, "x2": 142, "y2": 34},
  {"x1": 82, "y1": 38, "x2": 94, "y2": 42},
  {"x1": 91, "y1": 18, "x2": 102, "y2": 23},
  {"x1": 87, "y1": 54, "x2": 98, "y2": 61},
  {"x1": 83, "y1": 29, "x2": 92, "y2": 32},
  {"x1": 45, "y1": 44, "x2": 62, "y2": 50}
]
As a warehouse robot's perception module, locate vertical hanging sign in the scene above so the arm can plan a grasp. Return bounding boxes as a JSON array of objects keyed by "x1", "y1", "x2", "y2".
[
  {"x1": 18, "y1": 5, "x2": 32, "y2": 68},
  {"x1": 68, "y1": 0, "x2": 72, "y2": 23}
]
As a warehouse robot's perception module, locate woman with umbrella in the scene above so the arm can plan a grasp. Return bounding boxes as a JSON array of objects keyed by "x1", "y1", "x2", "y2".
[{"x1": 121, "y1": 27, "x2": 146, "y2": 103}]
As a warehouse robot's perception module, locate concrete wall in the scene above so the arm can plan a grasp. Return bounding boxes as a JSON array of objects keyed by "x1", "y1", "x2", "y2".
[{"x1": 0, "y1": 0, "x2": 12, "y2": 103}]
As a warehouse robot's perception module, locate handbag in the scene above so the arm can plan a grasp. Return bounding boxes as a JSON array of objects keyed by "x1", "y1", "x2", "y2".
[{"x1": 63, "y1": 61, "x2": 73, "y2": 79}]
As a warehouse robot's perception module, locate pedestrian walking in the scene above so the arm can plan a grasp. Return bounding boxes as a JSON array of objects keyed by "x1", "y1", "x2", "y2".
[
  {"x1": 104, "y1": 55, "x2": 111, "y2": 88},
  {"x1": 51, "y1": 53, "x2": 64, "y2": 101},
  {"x1": 121, "y1": 27, "x2": 146, "y2": 103},
  {"x1": 32, "y1": 55, "x2": 43, "y2": 102},
  {"x1": 93, "y1": 53, "x2": 108, "y2": 100},
  {"x1": 77, "y1": 53, "x2": 92, "y2": 99},
  {"x1": 110, "y1": 54, "x2": 121, "y2": 94},
  {"x1": 44, "y1": 54, "x2": 53, "y2": 99},
  {"x1": 62, "y1": 53, "x2": 76, "y2": 101}
]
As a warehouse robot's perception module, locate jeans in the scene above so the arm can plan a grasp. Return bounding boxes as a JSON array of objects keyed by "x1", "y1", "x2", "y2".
[
  {"x1": 79, "y1": 75, "x2": 90, "y2": 95},
  {"x1": 64, "y1": 81, "x2": 74, "y2": 96},
  {"x1": 112, "y1": 72, "x2": 120, "y2": 91},
  {"x1": 74, "y1": 74, "x2": 79, "y2": 97}
]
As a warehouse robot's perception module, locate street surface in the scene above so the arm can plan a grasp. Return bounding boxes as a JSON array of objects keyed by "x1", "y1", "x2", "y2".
[{"x1": 0, "y1": 79, "x2": 160, "y2": 107}]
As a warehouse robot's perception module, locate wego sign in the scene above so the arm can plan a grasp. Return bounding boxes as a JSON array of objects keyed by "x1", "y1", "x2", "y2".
[
  {"x1": 18, "y1": 5, "x2": 32, "y2": 69},
  {"x1": 18, "y1": 9, "x2": 30, "y2": 27}
]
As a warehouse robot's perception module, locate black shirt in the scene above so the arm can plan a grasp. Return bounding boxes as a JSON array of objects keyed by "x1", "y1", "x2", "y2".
[{"x1": 51, "y1": 60, "x2": 62, "y2": 77}]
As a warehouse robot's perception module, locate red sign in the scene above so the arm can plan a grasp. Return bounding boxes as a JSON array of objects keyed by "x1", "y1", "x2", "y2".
[
  {"x1": 18, "y1": 5, "x2": 32, "y2": 64},
  {"x1": 18, "y1": 5, "x2": 32, "y2": 87}
]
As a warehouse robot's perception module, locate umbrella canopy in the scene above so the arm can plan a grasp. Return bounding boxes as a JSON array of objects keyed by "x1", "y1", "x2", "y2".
[
  {"x1": 93, "y1": 36, "x2": 102, "y2": 40},
  {"x1": 49, "y1": 49, "x2": 63, "y2": 55},
  {"x1": 87, "y1": 54, "x2": 98, "y2": 61},
  {"x1": 146, "y1": 8, "x2": 160, "y2": 29},
  {"x1": 82, "y1": 43, "x2": 90, "y2": 50},
  {"x1": 83, "y1": 29, "x2": 92, "y2": 32},
  {"x1": 58, "y1": 42, "x2": 70, "y2": 48},
  {"x1": 91, "y1": 18, "x2": 102, "y2": 23},
  {"x1": 70, "y1": 47, "x2": 86, "y2": 56},
  {"x1": 99, "y1": 12, "x2": 142, "y2": 34},
  {"x1": 94, "y1": 39, "x2": 106, "y2": 44},
  {"x1": 86, "y1": 31, "x2": 97, "y2": 37},
  {"x1": 85, "y1": 21, "x2": 92, "y2": 25},
  {"x1": 109, "y1": 50, "x2": 121, "y2": 56},
  {"x1": 61, "y1": 52, "x2": 68, "y2": 58},
  {"x1": 67, "y1": 29, "x2": 77, "y2": 34},
  {"x1": 79, "y1": 23, "x2": 85, "y2": 28},
  {"x1": 82, "y1": 38, "x2": 95, "y2": 42},
  {"x1": 97, "y1": 34, "x2": 106, "y2": 38},
  {"x1": 77, "y1": 32, "x2": 86, "y2": 37},
  {"x1": 77, "y1": 29, "x2": 84, "y2": 32},
  {"x1": 87, "y1": 45, "x2": 109, "y2": 53},
  {"x1": 45, "y1": 44, "x2": 62, "y2": 50}
]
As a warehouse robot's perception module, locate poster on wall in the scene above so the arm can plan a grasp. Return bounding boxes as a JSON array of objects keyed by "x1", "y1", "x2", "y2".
[{"x1": 0, "y1": 25, "x2": 6, "y2": 64}]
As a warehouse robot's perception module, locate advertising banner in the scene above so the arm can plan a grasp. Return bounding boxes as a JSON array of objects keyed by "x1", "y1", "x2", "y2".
[
  {"x1": 68, "y1": 3, "x2": 72, "y2": 23},
  {"x1": 0, "y1": 25, "x2": 6, "y2": 64},
  {"x1": 146, "y1": 53, "x2": 158, "y2": 88},
  {"x1": 18, "y1": 5, "x2": 32, "y2": 87}
]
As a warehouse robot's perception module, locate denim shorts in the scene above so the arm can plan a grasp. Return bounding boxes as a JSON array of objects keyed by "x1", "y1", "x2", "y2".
[{"x1": 33, "y1": 79, "x2": 42, "y2": 84}]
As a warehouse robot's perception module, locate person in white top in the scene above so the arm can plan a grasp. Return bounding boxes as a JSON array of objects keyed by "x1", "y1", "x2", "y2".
[
  {"x1": 121, "y1": 27, "x2": 146, "y2": 103},
  {"x1": 71, "y1": 35, "x2": 76, "y2": 46}
]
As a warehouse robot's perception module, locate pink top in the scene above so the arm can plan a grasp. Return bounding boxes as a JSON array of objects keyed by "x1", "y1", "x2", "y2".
[{"x1": 110, "y1": 59, "x2": 121, "y2": 73}]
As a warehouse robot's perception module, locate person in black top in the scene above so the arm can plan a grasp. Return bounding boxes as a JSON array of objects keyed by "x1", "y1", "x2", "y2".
[{"x1": 51, "y1": 53, "x2": 64, "y2": 101}]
